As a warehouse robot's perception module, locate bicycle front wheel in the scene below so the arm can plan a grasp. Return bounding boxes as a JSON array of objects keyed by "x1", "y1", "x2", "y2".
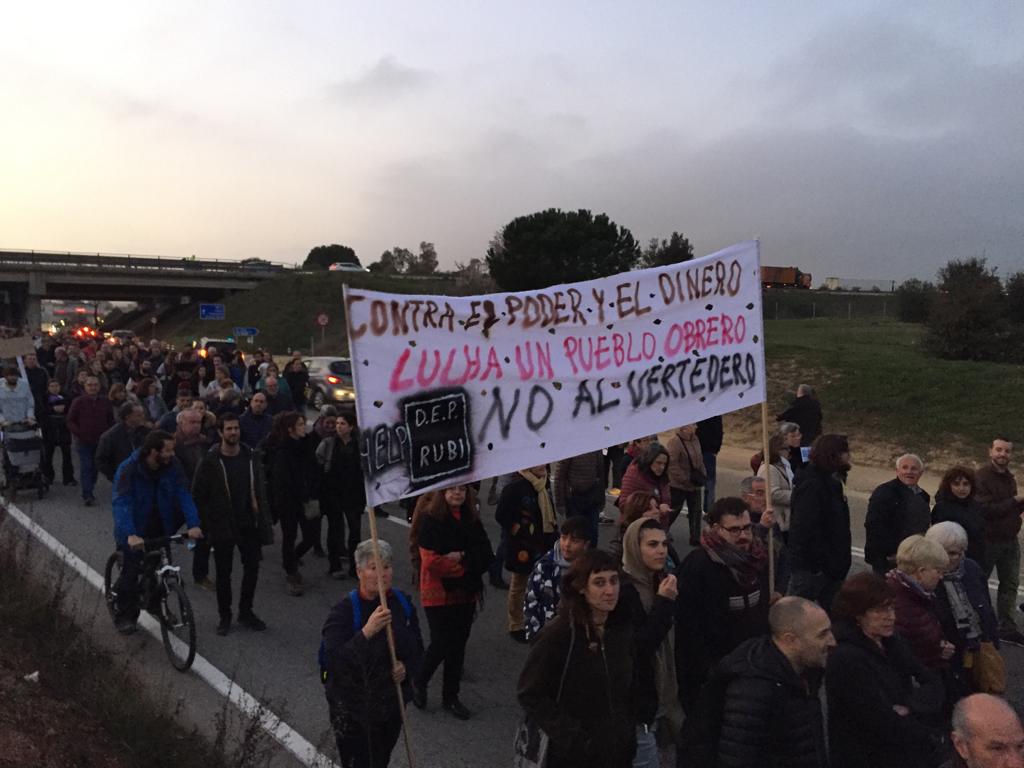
[
  {"x1": 158, "y1": 580, "x2": 197, "y2": 671},
  {"x1": 103, "y1": 552, "x2": 124, "y2": 623}
]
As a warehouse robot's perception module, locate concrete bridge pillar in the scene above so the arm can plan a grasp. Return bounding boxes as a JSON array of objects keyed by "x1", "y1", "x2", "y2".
[{"x1": 26, "y1": 271, "x2": 46, "y2": 331}]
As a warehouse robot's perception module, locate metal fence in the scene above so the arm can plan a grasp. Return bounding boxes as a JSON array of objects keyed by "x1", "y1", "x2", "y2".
[{"x1": 764, "y1": 289, "x2": 893, "y2": 320}]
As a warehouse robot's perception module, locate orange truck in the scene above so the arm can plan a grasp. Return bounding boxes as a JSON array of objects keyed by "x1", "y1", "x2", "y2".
[{"x1": 761, "y1": 266, "x2": 812, "y2": 289}]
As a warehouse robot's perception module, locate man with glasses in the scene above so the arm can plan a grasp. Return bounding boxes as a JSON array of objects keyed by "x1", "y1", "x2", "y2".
[{"x1": 674, "y1": 496, "x2": 773, "y2": 713}]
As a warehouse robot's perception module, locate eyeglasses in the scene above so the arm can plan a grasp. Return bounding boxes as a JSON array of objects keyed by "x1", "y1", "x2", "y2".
[{"x1": 718, "y1": 524, "x2": 753, "y2": 535}]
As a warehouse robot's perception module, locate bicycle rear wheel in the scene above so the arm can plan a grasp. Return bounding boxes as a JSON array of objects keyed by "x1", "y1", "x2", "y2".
[
  {"x1": 159, "y1": 580, "x2": 197, "y2": 671},
  {"x1": 103, "y1": 552, "x2": 124, "y2": 622}
]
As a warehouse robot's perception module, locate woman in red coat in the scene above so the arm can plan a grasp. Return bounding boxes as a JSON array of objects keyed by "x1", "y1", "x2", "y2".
[
  {"x1": 617, "y1": 442, "x2": 672, "y2": 525},
  {"x1": 886, "y1": 534, "x2": 955, "y2": 670},
  {"x1": 413, "y1": 484, "x2": 493, "y2": 720}
]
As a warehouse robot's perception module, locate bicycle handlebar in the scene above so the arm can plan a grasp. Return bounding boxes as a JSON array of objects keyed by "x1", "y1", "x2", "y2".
[{"x1": 140, "y1": 533, "x2": 188, "y2": 547}]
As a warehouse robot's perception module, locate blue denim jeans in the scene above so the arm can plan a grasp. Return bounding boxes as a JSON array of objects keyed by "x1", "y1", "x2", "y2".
[
  {"x1": 633, "y1": 724, "x2": 659, "y2": 768},
  {"x1": 77, "y1": 443, "x2": 98, "y2": 500},
  {"x1": 701, "y1": 452, "x2": 717, "y2": 510}
]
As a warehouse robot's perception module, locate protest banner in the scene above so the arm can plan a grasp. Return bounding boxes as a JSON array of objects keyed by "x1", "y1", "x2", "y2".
[{"x1": 345, "y1": 240, "x2": 767, "y2": 505}]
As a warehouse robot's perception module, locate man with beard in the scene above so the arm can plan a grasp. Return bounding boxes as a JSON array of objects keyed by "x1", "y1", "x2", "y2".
[
  {"x1": 680, "y1": 597, "x2": 834, "y2": 768},
  {"x1": 675, "y1": 496, "x2": 773, "y2": 713},
  {"x1": 192, "y1": 413, "x2": 272, "y2": 636},
  {"x1": 111, "y1": 430, "x2": 202, "y2": 635},
  {"x1": 787, "y1": 434, "x2": 853, "y2": 611},
  {"x1": 973, "y1": 438, "x2": 1024, "y2": 645}
]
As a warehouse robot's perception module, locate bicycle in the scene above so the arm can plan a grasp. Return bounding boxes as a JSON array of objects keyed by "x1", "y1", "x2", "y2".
[{"x1": 103, "y1": 533, "x2": 197, "y2": 671}]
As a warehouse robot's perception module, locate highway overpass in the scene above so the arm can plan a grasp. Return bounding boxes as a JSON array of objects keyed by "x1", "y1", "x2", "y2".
[{"x1": 0, "y1": 250, "x2": 296, "y2": 328}]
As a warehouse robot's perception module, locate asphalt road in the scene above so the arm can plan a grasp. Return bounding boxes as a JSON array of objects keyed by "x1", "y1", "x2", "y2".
[{"x1": 7, "y1": 451, "x2": 1024, "y2": 767}]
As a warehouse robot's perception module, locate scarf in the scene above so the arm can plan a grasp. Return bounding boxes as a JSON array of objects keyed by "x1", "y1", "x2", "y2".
[
  {"x1": 520, "y1": 470, "x2": 556, "y2": 534},
  {"x1": 700, "y1": 528, "x2": 767, "y2": 591},
  {"x1": 942, "y1": 561, "x2": 982, "y2": 643}
]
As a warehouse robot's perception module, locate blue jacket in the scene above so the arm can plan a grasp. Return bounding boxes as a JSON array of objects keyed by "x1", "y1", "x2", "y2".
[{"x1": 112, "y1": 448, "x2": 200, "y2": 546}]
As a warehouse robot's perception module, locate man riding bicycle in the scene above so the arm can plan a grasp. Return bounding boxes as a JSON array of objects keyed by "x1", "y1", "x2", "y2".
[{"x1": 111, "y1": 430, "x2": 203, "y2": 635}]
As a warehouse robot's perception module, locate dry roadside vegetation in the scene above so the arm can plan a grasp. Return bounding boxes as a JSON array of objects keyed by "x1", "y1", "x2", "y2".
[{"x1": 0, "y1": 511, "x2": 282, "y2": 768}]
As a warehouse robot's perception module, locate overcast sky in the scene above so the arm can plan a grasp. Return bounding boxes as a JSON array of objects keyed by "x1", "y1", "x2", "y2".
[{"x1": 2, "y1": 2, "x2": 1022, "y2": 282}]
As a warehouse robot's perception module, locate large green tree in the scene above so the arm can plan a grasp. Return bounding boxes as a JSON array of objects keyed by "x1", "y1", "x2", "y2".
[
  {"x1": 407, "y1": 241, "x2": 439, "y2": 276},
  {"x1": 303, "y1": 243, "x2": 359, "y2": 270},
  {"x1": 640, "y1": 231, "x2": 694, "y2": 268},
  {"x1": 486, "y1": 208, "x2": 641, "y2": 291},
  {"x1": 368, "y1": 246, "x2": 414, "y2": 274},
  {"x1": 1006, "y1": 272, "x2": 1024, "y2": 326},
  {"x1": 925, "y1": 257, "x2": 1009, "y2": 361}
]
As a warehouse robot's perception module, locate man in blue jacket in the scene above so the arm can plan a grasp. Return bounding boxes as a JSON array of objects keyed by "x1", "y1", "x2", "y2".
[{"x1": 111, "y1": 429, "x2": 203, "y2": 634}]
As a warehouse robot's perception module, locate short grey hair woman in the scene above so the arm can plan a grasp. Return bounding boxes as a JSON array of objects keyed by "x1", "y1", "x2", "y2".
[
  {"x1": 320, "y1": 538, "x2": 423, "y2": 767},
  {"x1": 925, "y1": 522, "x2": 1000, "y2": 687}
]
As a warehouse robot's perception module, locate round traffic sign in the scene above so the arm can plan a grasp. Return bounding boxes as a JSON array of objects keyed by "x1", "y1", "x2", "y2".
[
  {"x1": 150, "y1": 316, "x2": 158, "y2": 324},
  {"x1": 316, "y1": 313, "x2": 329, "y2": 327}
]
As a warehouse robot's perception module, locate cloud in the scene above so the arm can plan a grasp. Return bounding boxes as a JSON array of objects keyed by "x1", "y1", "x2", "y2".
[
  {"x1": 759, "y1": 16, "x2": 1024, "y2": 139},
  {"x1": 327, "y1": 56, "x2": 433, "y2": 104}
]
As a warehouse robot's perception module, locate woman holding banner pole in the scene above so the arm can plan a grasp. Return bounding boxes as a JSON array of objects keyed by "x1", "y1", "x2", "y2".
[{"x1": 412, "y1": 483, "x2": 494, "y2": 720}]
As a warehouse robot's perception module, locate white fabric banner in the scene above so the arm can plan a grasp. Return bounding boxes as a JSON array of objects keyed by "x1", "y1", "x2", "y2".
[{"x1": 345, "y1": 240, "x2": 766, "y2": 505}]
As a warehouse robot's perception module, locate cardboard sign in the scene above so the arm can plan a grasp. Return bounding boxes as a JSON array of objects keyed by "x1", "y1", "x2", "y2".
[
  {"x1": 0, "y1": 336, "x2": 37, "y2": 359},
  {"x1": 346, "y1": 240, "x2": 767, "y2": 504}
]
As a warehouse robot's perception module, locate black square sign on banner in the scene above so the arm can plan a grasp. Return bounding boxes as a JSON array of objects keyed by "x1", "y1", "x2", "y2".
[{"x1": 402, "y1": 389, "x2": 474, "y2": 487}]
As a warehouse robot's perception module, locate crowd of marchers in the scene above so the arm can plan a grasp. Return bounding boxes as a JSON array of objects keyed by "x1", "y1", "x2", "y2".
[{"x1": 3, "y1": 336, "x2": 1024, "y2": 768}]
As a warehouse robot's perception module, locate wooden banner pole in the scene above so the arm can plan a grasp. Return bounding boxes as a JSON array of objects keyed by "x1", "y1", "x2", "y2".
[
  {"x1": 366, "y1": 503, "x2": 415, "y2": 768},
  {"x1": 342, "y1": 284, "x2": 415, "y2": 768},
  {"x1": 760, "y1": 400, "x2": 776, "y2": 596}
]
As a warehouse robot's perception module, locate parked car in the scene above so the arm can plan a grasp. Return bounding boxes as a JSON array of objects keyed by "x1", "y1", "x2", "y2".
[
  {"x1": 192, "y1": 336, "x2": 238, "y2": 359},
  {"x1": 107, "y1": 329, "x2": 136, "y2": 345},
  {"x1": 305, "y1": 356, "x2": 354, "y2": 408},
  {"x1": 327, "y1": 262, "x2": 366, "y2": 273}
]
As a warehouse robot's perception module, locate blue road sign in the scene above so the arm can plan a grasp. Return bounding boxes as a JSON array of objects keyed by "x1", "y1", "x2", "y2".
[
  {"x1": 234, "y1": 327, "x2": 259, "y2": 337},
  {"x1": 199, "y1": 303, "x2": 225, "y2": 321}
]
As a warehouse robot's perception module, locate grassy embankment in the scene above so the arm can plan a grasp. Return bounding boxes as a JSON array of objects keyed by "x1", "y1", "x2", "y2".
[
  {"x1": 140, "y1": 271, "x2": 460, "y2": 355},
  {"x1": 727, "y1": 319, "x2": 1024, "y2": 467}
]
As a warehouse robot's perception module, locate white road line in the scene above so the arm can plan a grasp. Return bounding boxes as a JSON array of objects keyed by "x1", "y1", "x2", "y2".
[{"x1": 2, "y1": 500, "x2": 339, "y2": 768}]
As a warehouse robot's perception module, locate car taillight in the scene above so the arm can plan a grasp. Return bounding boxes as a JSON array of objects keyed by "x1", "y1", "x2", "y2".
[{"x1": 326, "y1": 375, "x2": 340, "y2": 385}]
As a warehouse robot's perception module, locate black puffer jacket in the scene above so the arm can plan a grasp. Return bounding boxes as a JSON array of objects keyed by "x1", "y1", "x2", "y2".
[
  {"x1": 788, "y1": 466, "x2": 851, "y2": 581},
  {"x1": 865, "y1": 478, "x2": 931, "y2": 572},
  {"x1": 321, "y1": 589, "x2": 423, "y2": 723},
  {"x1": 826, "y1": 620, "x2": 945, "y2": 768},
  {"x1": 679, "y1": 635, "x2": 828, "y2": 768},
  {"x1": 518, "y1": 614, "x2": 636, "y2": 768}
]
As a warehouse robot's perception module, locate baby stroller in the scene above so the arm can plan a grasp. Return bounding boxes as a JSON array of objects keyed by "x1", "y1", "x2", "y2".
[{"x1": 1, "y1": 421, "x2": 49, "y2": 500}]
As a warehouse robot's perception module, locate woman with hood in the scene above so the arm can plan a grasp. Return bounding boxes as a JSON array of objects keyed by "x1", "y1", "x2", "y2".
[
  {"x1": 931, "y1": 466, "x2": 986, "y2": 567},
  {"x1": 620, "y1": 518, "x2": 684, "y2": 767}
]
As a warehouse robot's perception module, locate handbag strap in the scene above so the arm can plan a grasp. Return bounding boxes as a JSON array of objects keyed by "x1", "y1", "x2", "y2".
[{"x1": 556, "y1": 622, "x2": 576, "y2": 704}]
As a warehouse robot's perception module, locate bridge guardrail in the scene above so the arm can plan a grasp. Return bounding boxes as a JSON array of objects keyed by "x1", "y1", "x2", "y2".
[{"x1": 0, "y1": 249, "x2": 298, "y2": 275}]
